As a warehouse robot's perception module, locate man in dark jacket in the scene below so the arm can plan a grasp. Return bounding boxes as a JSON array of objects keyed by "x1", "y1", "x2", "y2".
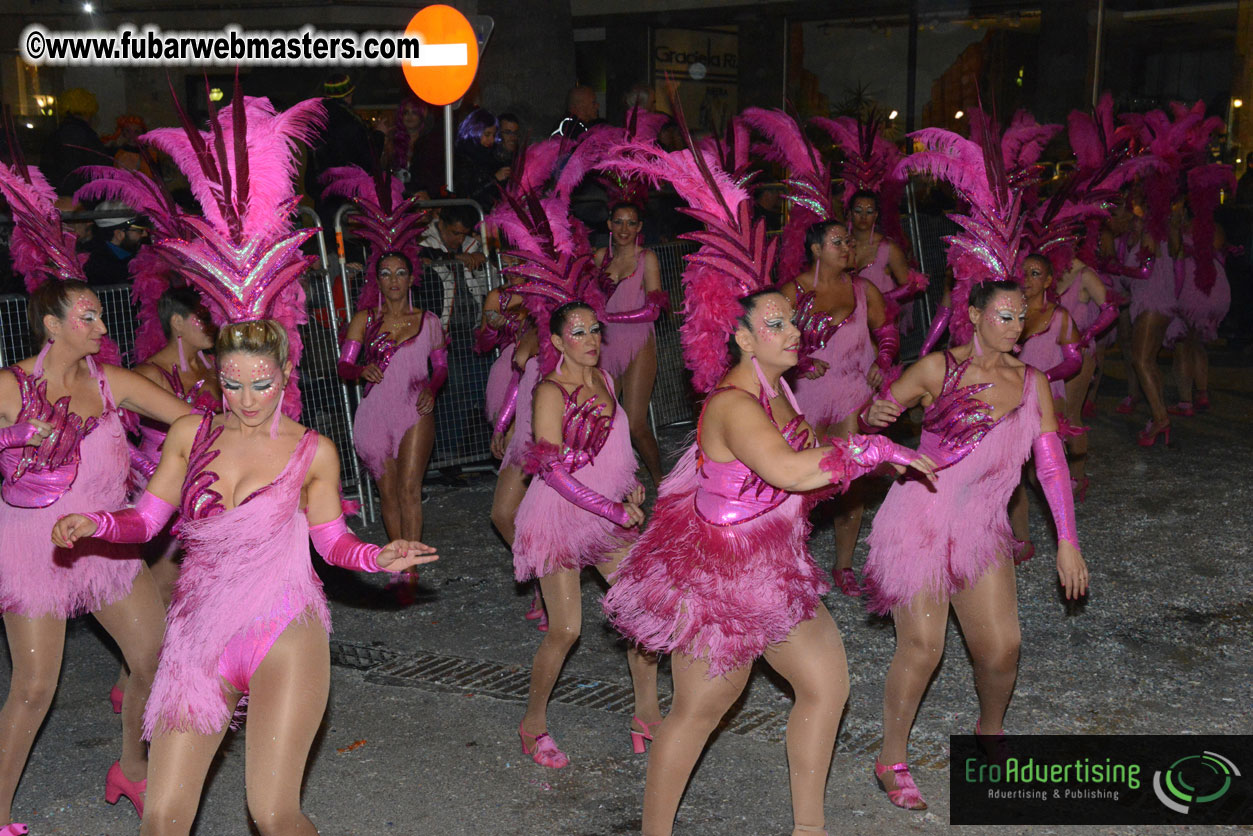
[
  {"x1": 83, "y1": 201, "x2": 148, "y2": 286},
  {"x1": 304, "y1": 74, "x2": 381, "y2": 227},
  {"x1": 40, "y1": 88, "x2": 108, "y2": 197}
]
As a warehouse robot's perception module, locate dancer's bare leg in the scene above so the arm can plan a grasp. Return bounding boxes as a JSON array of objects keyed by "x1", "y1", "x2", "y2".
[
  {"x1": 244, "y1": 618, "x2": 330, "y2": 836},
  {"x1": 0, "y1": 614, "x2": 65, "y2": 825},
  {"x1": 1131, "y1": 311, "x2": 1171, "y2": 426},
  {"x1": 1065, "y1": 354, "x2": 1096, "y2": 482},
  {"x1": 116, "y1": 538, "x2": 180, "y2": 700},
  {"x1": 950, "y1": 561, "x2": 1021, "y2": 735},
  {"x1": 92, "y1": 566, "x2": 166, "y2": 782},
  {"x1": 520, "y1": 568, "x2": 582, "y2": 736},
  {"x1": 378, "y1": 461, "x2": 401, "y2": 543},
  {"x1": 1192, "y1": 333, "x2": 1210, "y2": 399},
  {"x1": 641, "y1": 655, "x2": 751, "y2": 836},
  {"x1": 878, "y1": 591, "x2": 948, "y2": 790},
  {"x1": 142, "y1": 725, "x2": 231, "y2": 836},
  {"x1": 490, "y1": 462, "x2": 526, "y2": 547},
  {"x1": 1117, "y1": 308, "x2": 1141, "y2": 403},
  {"x1": 1172, "y1": 337, "x2": 1193, "y2": 404},
  {"x1": 830, "y1": 414, "x2": 864, "y2": 573},
  {"x1": 761, "y1": 607, "x2": 850, "y2": 834},
  {"x1": 596, "y1": 549, "x2": 661, "y2": 730},
  {"x1": 396, "y1": 414, "x2": 435, "y2": 542},
  {"x1": 621, "y1": 336, "x2": 664, "y2": 487},
  {"x1": 1009, "y1": 481, "x2": 1030, "y2": 543}
]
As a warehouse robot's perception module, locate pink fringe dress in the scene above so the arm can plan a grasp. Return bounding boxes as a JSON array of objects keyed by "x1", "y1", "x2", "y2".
[
  {"x1": 0, "y1": 359, "x2": 140, "y2": 618},
  {"x1": 863, "y1": 355, "x2": 1041, "y2": 614},
  {"x1": 1018, "y1": 307, "x2": 1068, "y2": 401},
  {"x1": 500, "y1": 356, "x2": 540, "y2": 470},
  {"x1": 512, "y1": 372, "x2": 639, "y2": 582},
  {"x1": 600, "y1": 251, "x2": 655, "y2": 378},
  {"x1": 1165, "y1": 250, "x2": 1231, "y2": 346},
  {"x1": 603, "y1": 384, "x2": 832, "y2": 678},
  {"x1": 145, "y1": 415, "x2": 330, "y2": 738},
  {"x1": 791, "y1": 278, "x2": 876, "y2": 427},
  {"x1": 352, "y1": 309, "x2": 446, "y2": 480},
  {"x1": 1129, "y1": 241, "x2": 1178, "y2": 322}
]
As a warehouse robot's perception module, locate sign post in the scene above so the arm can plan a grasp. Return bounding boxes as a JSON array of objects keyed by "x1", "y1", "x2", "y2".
[{"x1": 403, "y1": 4, "x2": 492, "y2": 194}]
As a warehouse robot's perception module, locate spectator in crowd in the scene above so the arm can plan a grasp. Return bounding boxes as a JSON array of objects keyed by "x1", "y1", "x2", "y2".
[
  {"x1": 552, "y1": 85, "x2": 601, "y2": 139},
  {"x1": 387, "y1": 94, "x2": 443, "y2": 199},
  {"x1": 304, "y1": 73, "x2": 381, "y2": 225},
  {"x1": 454, "y1": 108, "x2": 510, "y2": 211},
  {"x1": 497, "y1": 112, "x2": 522, "y2": 165},
  {"x1": 417, "y1": 204, "x2": 487, "y2": 327},
  {"x1": 754, "y1": 183, "x2": 786, "y2": 233},
  {"x1": 39, "y1": 88, "x2": 108, "y2": 197},
  {"x1": 102, "y1": 115, "x2": 159, "y2": 178},
  {"x1": 624, "y1": 83, "x2": 656, "y2": 114},
  {"x1": 83, "y1": 201, "x2": 148, "y2": 286}
]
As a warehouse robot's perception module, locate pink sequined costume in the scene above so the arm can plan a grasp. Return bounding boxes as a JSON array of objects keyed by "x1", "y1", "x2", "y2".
[
  {"x1": 133, "y1": 360, "x2": 220, "y2": 487},
  {"x1": 348, "y1": 309, "x2": 446, "y2": 480},
  {"x1": 512, "y1": 372, "x2": 639, "y2": 581},
  {"x1": 600, "y1": 252, "x2": 657, "y2": 378},
  {"x1": 1018, "y1": 309, "x2": 1069, "y2": 401},
  {"x1": 863, "y1": 357, "x2": 1042, "y2": 614},
  {"x1": 0, "y1": 358, "x2": 140, "y2": 618},
  {"x1": 791, "y1": 279, "x2": 876, "y2": 426},
  {"x1": 603, "y1": 384, "x2": 831, "y2": 677},
  {"x1": 143, "y1": 415, "x2": 329, "y2": 736}
]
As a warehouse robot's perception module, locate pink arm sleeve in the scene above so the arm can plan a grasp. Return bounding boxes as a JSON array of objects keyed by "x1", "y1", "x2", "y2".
[
  {"x1": 1045, "y1": 342, "x2": 1083, "y2": 382},
  {"x1": 309, "y1": 515, "x2": 388, "y2": 572},
  {"x1": 337, "y1": 340, "x2": 363, "y2": 381},
  {"x1": 920, "y1": 305, "x2": 952, "y2": 356},
  {"x1": 883, "y1": 269, "x2": 929, "y2": 305},
  {"x1": 820, "y1": 434, "x2": 918, "y2": 492},
  {"x1": 523, "y1": 440, "x2": 630, "y2": 526},
  {"x1": 1078, "y1": 303, "x2": 1119, "y2": 349},
  {"x1": 493, "y1": 364, "x2": 524, "y2": 435},
  {"x1": 79, "y1": 490, "x2": 176, "y2": 543},
  {"x1": 0, "y1": 422, "x2": 41, "y2": 451},
  {"x1": 601, "y1": 290, "x2": 670, "y2": 324},
  {"x1": 1032, "y1": 431, "x2": 1079, "y2": 547},
  {"x1": 872, "y1": 321, "x2": 900, "y2": 371},
  {"x1": 427, "y1": 321, "x2": 449, "y2": 393}
]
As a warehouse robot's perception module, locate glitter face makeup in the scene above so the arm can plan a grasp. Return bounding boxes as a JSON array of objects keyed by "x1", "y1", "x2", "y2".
[
  {"x1": 978, "y1": 291, "x2": 1027, "y2": 351},
  {"x1": 378, "y1": 258, "x2": 412, "y2": 297},
  {"x1": 63, "y1": 292, "x2": 105, "y2": 348},
  {"x1": 219, "y1": 353, "x2": 283, "y2": 424},
  {"x1": 560, "y1": 309, "x2": 602, "y2": 365},
  {"x1": 749, "y1": 294, "x2": 800, "y2": 366},
  {"x1": 1021, "y1": 258, "x2": 1051, "y2": 298}
]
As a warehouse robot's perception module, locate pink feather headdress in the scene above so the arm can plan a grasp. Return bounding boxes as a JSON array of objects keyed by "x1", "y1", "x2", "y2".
[
  {"x1": 318, "y1": 165, "x2": 429, "y2": 311},
  {"x1": 593, "y1": 107, "x2": 670, "y2": 209},
  {"x1": 740, "y1": 107, "x2": 831, "y2": 283},
  {"x1": 487, "y1": 137, "x2": 605, "y2": 374},
  {"x1": 811, "y1": 112, "x2": 907, "y2": 245},
  {"x1": 602, "y1": 138, "x2": 776, "y2": 392},
  {"x1": 0, "y1": 113, "x2": 125, "y2": 367},
  {"x1": 896, "y1": 110, "x2": 1027, "y2": 346},
  {"x1": 142, "y1": 81, "x2": 324, "y2": 419}
]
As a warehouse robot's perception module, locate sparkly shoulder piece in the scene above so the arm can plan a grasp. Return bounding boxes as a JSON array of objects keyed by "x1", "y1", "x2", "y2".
[
  {"x1": 559, "y1": 385, "x2": 614, "y2": 473},
  {"x1": 920, "y1": 353, "x2": 997, "y2": 465}
]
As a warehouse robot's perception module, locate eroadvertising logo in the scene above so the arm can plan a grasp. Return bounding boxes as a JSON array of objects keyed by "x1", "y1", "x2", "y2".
[{"x1": 949, "y1": 735, "x2": 1253, "y2": 825}]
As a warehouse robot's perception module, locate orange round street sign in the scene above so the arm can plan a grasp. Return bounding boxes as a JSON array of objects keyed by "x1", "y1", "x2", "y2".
[{"x1": 403, "y1": 5, "x2": 480, "y2": 106}]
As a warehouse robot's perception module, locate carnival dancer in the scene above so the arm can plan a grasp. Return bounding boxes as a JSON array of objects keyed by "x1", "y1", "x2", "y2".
[
  {"x1": 495, "y1": 155, "x2": 661, "y2": 768},
  {"x1": 0, "y1": 153, "x2": 194, "y2": 832},
  {"x1": 52, "y1": 90, "x2": 438, "y2": 836},
  {"x1": 600, "y1": 132, "x2": 936, "y2": 836},
  {"x1": 780, "y1": 220, "x2": 898, "y2": 595},
  {"x1": 860, "y1": 280, "x2": 1089, "y2": 811},
  {"x1": 338, "y1": 251, "x2": 446, "y2": 543}
]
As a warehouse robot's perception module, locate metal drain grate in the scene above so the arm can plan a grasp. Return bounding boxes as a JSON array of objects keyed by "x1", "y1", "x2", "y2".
[{"x1": 328, "y1": 639, "x2": 951, "y2": 765}]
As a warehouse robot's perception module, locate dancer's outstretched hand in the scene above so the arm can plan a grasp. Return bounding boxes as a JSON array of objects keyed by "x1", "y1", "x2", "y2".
[
  {"x1": 51, "y1": 513, "x2": 99, "y2": 549},
  {"x1": 378, "y1": 540, "x2": 439, "y2": 573},
  {"x1": 491, "y1": 431, "x2": 508, "y2": 459},
  {"x1": 621, "y1": 501, "x2": 645, "y2": 528},
  {"x1": 803, "y1": 358, "x2": 830, "y2": 380},
  {"x1": 1057, "y1": 541, "x2": 1088, "y2": 600},
  {"x1": 863, "y1": 397, "x2": 902, "y2": 428}
]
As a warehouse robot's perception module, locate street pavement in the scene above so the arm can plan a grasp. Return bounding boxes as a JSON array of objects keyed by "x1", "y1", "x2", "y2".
[{"x1": 2, "y1": 351, "x2": 1250, "y2": 835}]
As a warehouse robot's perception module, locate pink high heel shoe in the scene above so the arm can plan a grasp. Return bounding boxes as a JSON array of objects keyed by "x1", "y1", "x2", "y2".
[
  {"x1": 1080, "y1": 400, "x2": 1097, "y2": 420},
  {"x1": 1137, "y1": 420, "x2": 1171, "y2": 448},
  {"x1": 1, "y1": 824, "x2": 29, "y2": 835},
  {"x1": 1195, "y1": 391, "x2": 1210, "y2": 412},
  {"x1": 630, "y1": 715, "x2": 662, "y2": 754},
  {"x1": 832, "y1": 567, "x2": 863, "y2": 597},
  {"x1": 1114, "y1": 396, "x2": 1136, "y2": 415},
  {"x1": 524, "y1": 586, "x2": 544, "y2": 621},
  {"x1": 1071, "y1": 477, "x2": 1089, "y2": 504},
  {"x1": 1166, "y1": 401, "x2": 1194, "y2": 417},
  {"x1": 109, "y1": 684, "x2": 124, "y2": 714},
  {"x1": 105, "y1": 760, "x2": 145, "y2": 818},
  {"x1": 519, "y1": 722, "x2": 569, "y2": 768},
  {"x1": 874, "y1": 759, "x2": 927, "y2": 810}
]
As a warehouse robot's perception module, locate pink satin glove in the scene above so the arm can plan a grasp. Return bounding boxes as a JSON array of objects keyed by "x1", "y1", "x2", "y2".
[
  {"x1": 820, "y1": 434, "x2": 928, "y2": 492},
  {"x1": 1033, "y1": 431, "x2": 1078, "y2": 548},
  {"x1": 0, "y1": 421, "x2": 43, "y2": 451},
  {"x1": 884, "y1": 269, "x2": 929, "y2": 305},
  {"x1": 871, "y1": 321, "x2": 900, "y2": 372},
  {"x1": 523, "y1": 440, "x2": 630, "y2": 527},
  {"x1": 1078, "y1": 302, "x2": 1119, "y2": 350},
  {"x1": 337, "y1": 340, "x2": 364, "y2": 381},
  {"x1": 309, "y1": 515, "x2": 384, "y2": 572},
  {"x1": 602, "y1": 290, "x2": 669, "y2": 324},
  {"x1": 76, "y1": 491, "x2": 177, "y2": 543},
  {"x1": 493, "y1": 365, "x2": 524, "y2": 435},
  {"x1": 1045, "y1": 342, "x2": 1083, "y2": 382},
  {"x1": 920, "y1": 305, "x2": 952, "y2": 356}
]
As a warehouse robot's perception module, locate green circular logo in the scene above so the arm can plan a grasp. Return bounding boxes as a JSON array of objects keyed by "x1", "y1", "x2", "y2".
[{"x1": 1153, "y1": 752, "x2": 1241, "y2": 814}]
